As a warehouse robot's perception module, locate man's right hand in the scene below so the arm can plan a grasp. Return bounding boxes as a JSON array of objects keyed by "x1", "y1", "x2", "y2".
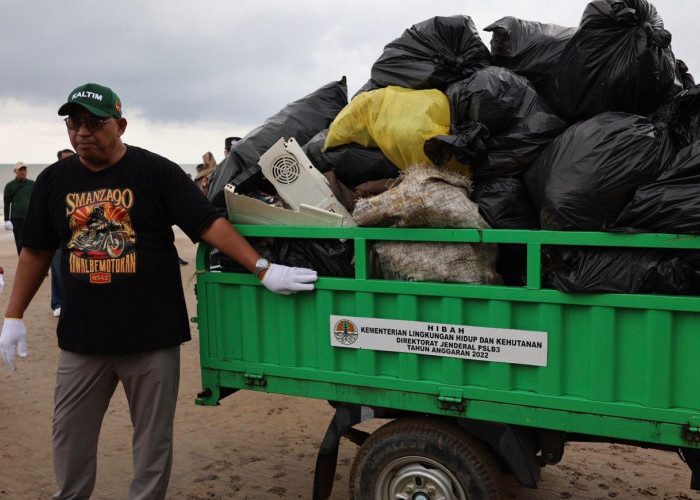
[
  {"x1": 262, "y1": 264, "x2": 317, "y2": 295},
  {"x1": 0, "y1": 318, "x2": 27, "y2": 371},
  {"x1": 4, "y1": 220, "x2": 13, "y2": 231}
]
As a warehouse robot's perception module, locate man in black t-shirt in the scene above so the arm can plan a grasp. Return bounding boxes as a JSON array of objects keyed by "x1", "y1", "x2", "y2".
[{"x1": 0, "y1": 83, "x2": 317, "y2": 500}]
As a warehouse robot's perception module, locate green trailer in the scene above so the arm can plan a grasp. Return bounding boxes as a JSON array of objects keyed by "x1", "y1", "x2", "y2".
[{"x1": 194, "y1": 224, "x2": 700, "y2": 499}]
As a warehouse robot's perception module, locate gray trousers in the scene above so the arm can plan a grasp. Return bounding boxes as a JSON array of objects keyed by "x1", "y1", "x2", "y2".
[{"x1": 51, "y1": 346, "x2": 180, "y2": 500}]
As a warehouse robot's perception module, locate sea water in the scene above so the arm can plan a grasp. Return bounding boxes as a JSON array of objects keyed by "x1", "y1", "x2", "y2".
[{"x1": 0, "y1": 163, "x2": 199, "y2": 219}]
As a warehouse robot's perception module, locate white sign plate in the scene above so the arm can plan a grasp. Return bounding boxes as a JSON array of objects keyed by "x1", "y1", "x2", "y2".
[{"x1": 330, "y1": 315, "x2": 547, "y2": 367}]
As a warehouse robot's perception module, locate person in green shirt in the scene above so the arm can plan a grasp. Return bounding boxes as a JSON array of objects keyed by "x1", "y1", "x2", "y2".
[{"x1": 3, "y1": 162, "x2": 36, "y2": 255}]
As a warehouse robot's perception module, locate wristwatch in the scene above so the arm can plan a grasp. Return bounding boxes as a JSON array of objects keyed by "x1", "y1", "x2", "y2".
[{"x1": 254, "y1": 258, "x2": 271, "y2": 279}]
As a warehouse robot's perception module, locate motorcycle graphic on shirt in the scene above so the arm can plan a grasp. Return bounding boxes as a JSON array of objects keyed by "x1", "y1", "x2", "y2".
[{"x1": 66, "y1": 189, "x2": 137, "y2": 284}]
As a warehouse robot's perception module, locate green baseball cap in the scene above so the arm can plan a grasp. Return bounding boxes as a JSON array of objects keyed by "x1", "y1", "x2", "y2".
[{"x1": 57, "y1": 83, "x2": 122, "y2": 118}]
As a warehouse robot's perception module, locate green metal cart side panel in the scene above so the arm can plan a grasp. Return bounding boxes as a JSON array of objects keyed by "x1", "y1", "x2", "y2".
[{"x1": 195, "y1": 227, "x2": 700, "y2": 449}]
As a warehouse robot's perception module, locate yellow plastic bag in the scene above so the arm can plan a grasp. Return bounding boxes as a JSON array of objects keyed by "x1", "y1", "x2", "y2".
[{"x1": 323, "y1": 86, "x2": 452, "y2": 170}]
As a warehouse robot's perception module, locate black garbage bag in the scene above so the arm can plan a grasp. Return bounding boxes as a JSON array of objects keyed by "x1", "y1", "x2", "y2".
[
  {"x1": 210, "y1": 239, "x2": 276, "y2": 273},
  {"x1": 472, "y1": 176, "x2": 540, "y2": 285},
  {"x1": 680, "y1": 251, "x2": 700, "y2": 294},
  {"x1": 211, "y1": 238, "x2": 354, "y2": 278},
  {"x1": 449, "y1": 67, "x2": 527, "y2": 134},
  {"x1": 525, "y1": 112, "x2": 674, "y2": 231},
  {"x1": 612, "y1": 141, "x2": 700, "y2": 234},
  {"x1": 427, "y1": 67, "x2": 567, "y2": 179},
  {"x1": 302, "y1": 129, "x2": 400, "y2": 188},
  {"x1": 473, "y1": 176, "x2": 539, "y2": 230},
  {"x1": 543, "y1": 246, "x2": 694, "y2": 295},
  {"x1": 649, "y1": 76, "x2": 700, "y2": 148},
  {"x1": 484, "y1": 17, "x2": 575, "y2": 92},
  {"x1": 676, "y1": 60, "x2": 696, "y2": 90},
  {"x1": 368, "y1": 15, "x2": 491, "y2": 91},
  {"x1": 664, "y1": 85, "x2": 700, "y2": 148},
  {"x1": 207, "y1": 78, "x2": 348, "y2": 206},
  {"x1": 649, "y1": 64, "x2": 696, "y2": 125},
  {"x1": 423, "y1": 121, "x2": 490, "y2": 167},
  {"x1": 276, "y1": 239, "x2": 354, "y2": 278},
  {"x1": 544, "y1": 0, "x2": 679, "y2": 122}
]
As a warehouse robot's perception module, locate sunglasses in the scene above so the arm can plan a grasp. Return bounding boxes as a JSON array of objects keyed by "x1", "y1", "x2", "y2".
[{"x1": 64, "y1": 116, "x2": 113, "y2": 132}]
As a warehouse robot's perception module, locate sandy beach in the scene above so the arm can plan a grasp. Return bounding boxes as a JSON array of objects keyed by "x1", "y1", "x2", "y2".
[{"x1": 1, "y1": 228, "x2": 699, "y2": 499}]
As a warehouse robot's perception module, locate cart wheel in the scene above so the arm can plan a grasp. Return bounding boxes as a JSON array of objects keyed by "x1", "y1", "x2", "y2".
[{"x1": 349, "y1": 417, "x2": 504, "y2": 500}]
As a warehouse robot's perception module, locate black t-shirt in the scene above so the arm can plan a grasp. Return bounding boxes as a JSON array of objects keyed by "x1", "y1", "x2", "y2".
[{"x1": 21, "y1": 145, "x2": 221, "y2": 354}]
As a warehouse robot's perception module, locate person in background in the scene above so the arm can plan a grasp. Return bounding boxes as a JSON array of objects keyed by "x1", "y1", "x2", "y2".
[
  {"x1": 57, "y1": 149, "x2": 74, "y2": 160},
  {"x1": 197, "y1": 149, "x2": 221, "y2": 197},
  {"x1": 193, "y1": 162, "x2": 211, "y2": 197},
  {"x1": 0, "y1": 82, "x2": 317, "y2": 500},
  {"x1": 224, "y1": 136, "x2": 240, "y2": 158},
  {"x1": 3, "y1": 162, "x2": 35, "y2": 255},
  {"x1": 50, "y1": 149, "x2": 75, "y2": 317},
  {"x1": 196, "y1": 137, "x2": 239, "y2": 197}
]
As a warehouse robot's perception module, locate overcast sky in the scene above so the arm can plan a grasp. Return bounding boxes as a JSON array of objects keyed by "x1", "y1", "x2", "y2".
[{"x1": 1, "y1": 0, "x2": 696, "y2": 165}]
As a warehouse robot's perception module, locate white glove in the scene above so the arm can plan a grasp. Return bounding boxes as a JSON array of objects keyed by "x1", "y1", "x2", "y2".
[
  {"x1": 4, "y1": 220, "x2": 12, "y2": 231},
  {"x1": 0, "y1": 318, "x2": 27, "y2": 371},
  {"x1": 262, "y1": 264, "x2": 317, "y2": 295}
]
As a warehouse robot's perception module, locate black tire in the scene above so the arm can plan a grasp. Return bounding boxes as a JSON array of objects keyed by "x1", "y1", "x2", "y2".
[{"x1": 349, "y1": 417, "x2": 504, "y2": 500}]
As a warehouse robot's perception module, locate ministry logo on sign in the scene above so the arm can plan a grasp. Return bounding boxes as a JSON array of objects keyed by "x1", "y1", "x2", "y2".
[{"x1": 333, "y1": 319, "x2": 358, "y2": 345}]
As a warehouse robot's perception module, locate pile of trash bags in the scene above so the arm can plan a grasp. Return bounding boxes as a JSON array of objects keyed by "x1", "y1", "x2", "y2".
[{"x1": 209, "y1": 0, "x2": 700, "y2": 295}]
